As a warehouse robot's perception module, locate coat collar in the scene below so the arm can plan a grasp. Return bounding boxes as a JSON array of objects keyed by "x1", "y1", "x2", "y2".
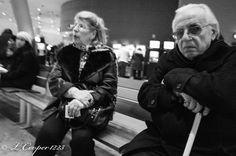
[
  {"x1": 168, "y1": 40, "x2": 234, "y2": 72},
  {"x1": 58, "y1": 44, "x2": 114, "y2": 81}
]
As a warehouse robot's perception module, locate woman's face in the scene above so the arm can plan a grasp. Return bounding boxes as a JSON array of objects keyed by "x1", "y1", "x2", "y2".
[
  {"x1": 72, "y1": 18, "x2": 96, "y2": 46},
  {"x1": 16, "y1": 37, "x2": 26, "y2": 48}
]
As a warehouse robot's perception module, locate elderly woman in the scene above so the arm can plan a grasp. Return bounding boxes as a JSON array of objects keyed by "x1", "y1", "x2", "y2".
[
  {"x1": 34, "y1": 11, "x2": 117, "y2": 156},
  {"x1": 122, "y1": 4, "x2": 236, "y2": 156},
  {"x1": 0, "y1": 31, "x2": 39, "y2": 89}
]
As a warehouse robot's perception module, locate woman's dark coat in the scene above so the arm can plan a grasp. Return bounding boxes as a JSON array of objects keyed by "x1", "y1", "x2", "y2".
[
  {"x1": 122, "y1": 39, "x2": 236, "y2": 155},
  {"x1": 43, "y1": 45, "x2": 117, "y2": 120}
]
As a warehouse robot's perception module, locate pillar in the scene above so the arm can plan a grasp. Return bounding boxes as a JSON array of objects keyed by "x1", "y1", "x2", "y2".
[{"x1": 10, "y1": 0, "x2": 34, "y2": 37}]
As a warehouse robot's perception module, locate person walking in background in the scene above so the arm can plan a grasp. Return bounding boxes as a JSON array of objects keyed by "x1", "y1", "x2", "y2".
[
  {"x1": 122, "y1": 3, "x2": 236, "y2": 156},
  {"x1": 131, "y1": 48, "x2": 144, "y2": 80},
  {"x1": 117, "y1": 43, "x2": 131, "y2": 77},
  {"x1": 0, "y1": 31, "x2": 39, "y2": 89},
  {"x1": 34, "y1": 11, "x2": 117, "y2": 156}
]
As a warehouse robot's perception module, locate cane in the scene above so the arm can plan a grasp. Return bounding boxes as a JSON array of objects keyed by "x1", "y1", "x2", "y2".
[{"x1": 183, "y1": 113, "x2": 202, "y2": 156}]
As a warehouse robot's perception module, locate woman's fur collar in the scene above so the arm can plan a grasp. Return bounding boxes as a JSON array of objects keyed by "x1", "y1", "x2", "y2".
[{"x1": 58, "y1": 45, "x2": 115, "y2": 79}]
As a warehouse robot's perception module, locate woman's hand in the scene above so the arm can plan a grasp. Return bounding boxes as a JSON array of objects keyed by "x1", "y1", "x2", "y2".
[
  {"x1": 67, "y1": 99, "x2": 85, "y2": 117},
  {"x1": 180, "y1": 93, "x2": 210, "y2": 116},
  {"x1": 66, "y1": 87, "x2": 94, "y2": 107}
]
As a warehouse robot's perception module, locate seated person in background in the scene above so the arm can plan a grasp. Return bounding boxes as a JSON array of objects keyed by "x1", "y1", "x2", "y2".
[
  {"x1": 0, "y1": 31, "x2": 39, "y2": 89},
  {"x1": 122, "y1": 3, "x2": 236, "y2": 156},
  {"x1": 0, "y1": 28, "x2": 14, "y2": 61}
]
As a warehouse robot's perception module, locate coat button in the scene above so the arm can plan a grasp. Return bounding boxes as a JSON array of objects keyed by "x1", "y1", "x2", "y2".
[
  {"x1": 150, "y1": 99, "x2": 155, "y2": 105},
  {"x1": 176, "y1": 83, "x2": 182, "y2": 89}
]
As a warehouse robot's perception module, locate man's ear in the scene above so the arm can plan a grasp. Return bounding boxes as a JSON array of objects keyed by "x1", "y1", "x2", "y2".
[{"x1": 210, "y1": 25, "x2": 218, "y2": 40}]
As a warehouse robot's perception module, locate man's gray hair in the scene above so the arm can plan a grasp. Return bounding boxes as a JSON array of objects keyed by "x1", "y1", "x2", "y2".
[{"x1": 172, "y1": 3, "x2": 220, "y2": 39}]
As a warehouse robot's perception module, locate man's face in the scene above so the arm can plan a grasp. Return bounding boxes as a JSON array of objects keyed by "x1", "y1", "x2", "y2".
[{"x1": 173, "y1": 8, "x2": 216, "y2": 60}]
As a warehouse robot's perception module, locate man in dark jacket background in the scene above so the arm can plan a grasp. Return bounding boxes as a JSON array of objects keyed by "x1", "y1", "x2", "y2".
[{"x1": 122, "y1": 3, "x2": 236, "y2": 156}]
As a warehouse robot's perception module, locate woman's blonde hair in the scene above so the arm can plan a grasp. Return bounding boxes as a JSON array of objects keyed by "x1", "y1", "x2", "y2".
[{"x1": 74, "y1": 11, "x2": 108, "y2": 45}]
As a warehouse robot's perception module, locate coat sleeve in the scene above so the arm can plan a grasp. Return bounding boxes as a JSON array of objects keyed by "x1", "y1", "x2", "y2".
[
  {"x1": 163, "y1": 51, "x2": 236, "y2": 113},
  {"x1": 48, "y1": 62, "x2": 74, "y2": 98},
  {"x1": 90, "y1": 53, "x2": 118, "y2": 104},
  {"x1": 138, "y1": 54, "x2": 180, "y2": 112}
]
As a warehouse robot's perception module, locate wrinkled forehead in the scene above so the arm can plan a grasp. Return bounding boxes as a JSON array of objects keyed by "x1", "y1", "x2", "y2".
[{"x1": 173, "y1": 7, "x2": 207, "y2": 31}]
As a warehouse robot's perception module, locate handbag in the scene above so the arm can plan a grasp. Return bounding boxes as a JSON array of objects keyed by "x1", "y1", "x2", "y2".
[{"x1": 58, "y1": 100, "x2": 114, "y2": 130}]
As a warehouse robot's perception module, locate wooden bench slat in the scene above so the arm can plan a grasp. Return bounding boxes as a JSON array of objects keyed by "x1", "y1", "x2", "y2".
[
  {"x1": 118, "y1": 77, "x2": 144, "y2": 90},
  {"x1": 14, "y1": 92, "x2": 55, "y2": 110},
  {"x1": 96, "y1": 112, "x2": 146, "y2": 151},
  {"x1": 117, "y1": 86, "x2": 138, "y2": 101},
  {"x1": 116, "y1": 98, "x2": 151, "y2": 121}
]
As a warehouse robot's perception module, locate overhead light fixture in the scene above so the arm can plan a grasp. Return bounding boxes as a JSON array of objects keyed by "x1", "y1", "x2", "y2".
[
  {"x1": 35, "y1": 36, "x2": 41, "y2": 42},
  {"x1": 2, "y1": 12, "x2": 6, "y2": 16},
  {"x1": 9, "y1": 18, "x2": 12, "y2": 22},
  {"x1": 233, "y1": 33, "x2": 236, "y2": 40},
  {"x1": 37, "y1": 8, "x2": 41, "y2": 12}
]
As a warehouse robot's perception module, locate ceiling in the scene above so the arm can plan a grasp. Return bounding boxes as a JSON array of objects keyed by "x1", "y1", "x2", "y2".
[{"x1": 0, "y1": 0, "x2": 69, "y2": 44}]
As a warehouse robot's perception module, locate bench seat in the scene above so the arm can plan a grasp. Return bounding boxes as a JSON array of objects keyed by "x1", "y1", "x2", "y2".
[
  {"x1": 96, "y1": 112, "x2": 146, "y2": 151},
  {"x1": 13, "y1": 89, "x2": 147, "y2": 152}
]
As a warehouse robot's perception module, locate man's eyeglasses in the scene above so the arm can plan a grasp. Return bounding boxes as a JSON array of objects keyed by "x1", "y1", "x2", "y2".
[{"x1": 172, "y1": 24, "x2": 209, "y2": 40}]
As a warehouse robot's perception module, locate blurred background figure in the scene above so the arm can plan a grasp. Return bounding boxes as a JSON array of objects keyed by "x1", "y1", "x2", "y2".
[
  {"x1": 131, "y1": 48, "x2": 144, "y2": 80},
  {"x1": 117, "y1": 43, "x2": 131, "y2": 78},
  {"x1": 0, "y1": 28, "x2": 15, "y2": 62},
  {"x1": 0, "y1": 31, "x2": 39, "y2": 89}
]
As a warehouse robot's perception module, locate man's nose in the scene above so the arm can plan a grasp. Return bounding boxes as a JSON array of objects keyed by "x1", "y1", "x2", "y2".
[{"x1": 181, "y1": 29, "x2": 192, "y2": 40}]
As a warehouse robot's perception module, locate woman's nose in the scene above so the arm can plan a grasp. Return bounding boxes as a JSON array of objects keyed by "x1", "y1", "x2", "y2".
[{"x1": 73, "y1": 25, "x2": 80, "y2": 32}]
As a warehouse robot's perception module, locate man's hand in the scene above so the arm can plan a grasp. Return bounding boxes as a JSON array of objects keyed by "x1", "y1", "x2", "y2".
[{"x1": 180, "y1": 93, "x2": 210, "y2": 116}]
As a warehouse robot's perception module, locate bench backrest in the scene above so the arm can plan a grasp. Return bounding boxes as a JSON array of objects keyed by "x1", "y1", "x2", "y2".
[{"x1": 117, "y1": 77, "x2": 151, "y2": 121}]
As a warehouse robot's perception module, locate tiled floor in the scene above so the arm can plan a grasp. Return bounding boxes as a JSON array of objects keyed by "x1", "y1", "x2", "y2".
[{"x1": 0, "y1": 91, "x2": 119, "y2": 156}]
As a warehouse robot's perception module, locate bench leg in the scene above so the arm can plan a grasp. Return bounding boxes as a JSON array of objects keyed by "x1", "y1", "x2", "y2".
[
  {"x1": 25, "y1": 103, "x2": 33, "y2": 128},
  {"x1": 19, "y1": 99, "x2": 26, "y2": 123}
]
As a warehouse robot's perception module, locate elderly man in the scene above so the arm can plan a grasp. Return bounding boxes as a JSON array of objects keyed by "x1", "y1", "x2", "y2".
[{"x1": 122, "y1": 3, "x2": 236, "y2": 156}]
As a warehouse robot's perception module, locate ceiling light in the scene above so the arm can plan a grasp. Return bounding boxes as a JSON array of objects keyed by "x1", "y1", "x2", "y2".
[
  {"x1": 37, "y1": 8, "x2": 41, "y2": 12},
  {"x1": 2, "y1": 12, "x2": 6, "y2": 16},
  {"x1": 37, "y1": 16, "x2": 40, "y2": 20},
  {"x1": 9, "y1": 18, "x2": 12, "y2": 22},
  {"x1": 35, "y1": 36, "x2": 41, "y2": 42},
  {"x1": 57, "y1": 28, "x2": 60, "y2": 32},
  {"x1": 233, "y1": 33, "x2": 236, "y2": 40}
]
